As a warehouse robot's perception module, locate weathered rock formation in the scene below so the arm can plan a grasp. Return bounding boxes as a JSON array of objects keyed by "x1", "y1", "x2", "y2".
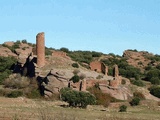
[
  {"x1": 37, "y1": 69, "x2": 68, "y2": 98},
  {"x1": 0, "y1": 45, "x2": 17, "y2": 57},
  {"x1": 36, "y1": 32, "x2": 45, "y2": 67}
]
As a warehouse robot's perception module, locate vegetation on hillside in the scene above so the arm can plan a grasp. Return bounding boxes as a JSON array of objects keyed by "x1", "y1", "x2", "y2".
[
  {"x1": 0, "y1": 56, "x2": 16, "y2": 84},
  {"x1": 60, "y1": 87, "x2": 96, "y2": 108}
]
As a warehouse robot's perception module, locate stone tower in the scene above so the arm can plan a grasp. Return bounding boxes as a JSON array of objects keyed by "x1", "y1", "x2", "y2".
[
  {"x1": 36, "y1": 32, "x2": 45, "y2": 67},
  {"x1": 113, "y1": 64, "x2": 119, "y2": 77}
]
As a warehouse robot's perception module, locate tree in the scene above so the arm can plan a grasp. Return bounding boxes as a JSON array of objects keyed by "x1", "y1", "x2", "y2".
[
  {"x1": 60, "y1": 87, "x2": 96, "y2": 108},
  {"x1": 60, "y1": 47, "x2": 69, "y2": 53},
  {"x1": 119, "y1": 105, "x2": 127, "y2": 112},
  {"x1": 149, "y1": 86, "x2": 160, "y2": 98},
  {"x1": 130, "y1": 97, "x2": 140, "y2": 106},
  {"x1": 70, "y1": 75, "x2": 80, "y2": 83}
]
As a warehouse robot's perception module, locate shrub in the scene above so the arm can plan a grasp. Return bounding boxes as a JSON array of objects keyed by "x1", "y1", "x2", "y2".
[
  {"x1": 70, "y1": 75, "x2": 80, "y2": 83},
  {"x1": 60, "y1": 47, "x2": 69, "y2": 53},
  {"x1": 131, "y1": 80, "x2": 145, "y2": 87},
  {"x1": 22, "y1": 39, "x2": 27, "y2": 43},
  {"x1": 150, "y1": 77, "x2": 160, "y2": 85},
  {"x1": 60, "y1": 87, "x2": 96, "y2": 108},
  {"x1": 4, "y1": 74, "x2": 30, "y2": 89},
  {"x1": 72, "y1": 63, "x2": 79, "y2": 68},
  {"x1": 130, "y1": 97, "x2": 141, "y2": 106},
  {"x1": 45, "y1": 47, "x2": 52, "y2": 55},
  {"x1": 119, "y1": 105, "x2": 127, "y2": 112},
  {"x1": 149, "y1": 86, "x2": 160, "y2": 98},
  {"x1": 6, "y1": 90, "x2": 23, "y2": 98},
  {"x1": 0, "y1": 56, "x2": 17, "y2": 84}
]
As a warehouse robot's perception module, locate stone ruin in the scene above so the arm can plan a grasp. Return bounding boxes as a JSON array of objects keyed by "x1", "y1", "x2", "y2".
[
  {"x1": 90, "y1": 61, "x2": 108, "y2": 75},
  {"x1": 109, "y1": 64, "x2": 122, "y2": 88},
  {"x1": 36, "y1": 32, "x2": 45, "y2": 67}
]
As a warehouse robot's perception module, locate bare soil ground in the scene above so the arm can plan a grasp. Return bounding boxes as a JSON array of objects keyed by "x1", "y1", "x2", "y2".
[{"x1": 0, "y1": 97, "x2": 160, "y2": 120}]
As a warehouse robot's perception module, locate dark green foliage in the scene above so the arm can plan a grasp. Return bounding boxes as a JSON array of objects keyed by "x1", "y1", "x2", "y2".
[
  {"x1": 146, "y1": 54, "x2": 160, "y2": 62},
  {"x1": 60, "y1": 47, "x2": 69, "y2": 53},
  {"x1": 150, "y1": 77, "x2": 160, "y2": 85},
  {"x1": 72, "y1": 63, "x2": 79, "y2": 68},
  {"x1": 101, "y1": 57, "x2": 141, "y2": 79},
  {"x1": 145, "y1": 68, "x2": 160, "y2": 85},
  {"x1": 45, "y1": 47, "x2": 52, "y2": 55},
  {"x1": 0, "y1": 56, "x2": 17, "y2": 84},
  {"x1": 60, "y1": 87, "x2": 96, "y2": 108},
  {"x1": 68, "y1": 50, "x2": 103, "y2": 64},
  {"x1": 21, "y1": 39, "x2": 27, "y2": 43},
  {"x1": 119, "y1": 105, "x2": 127, "y2": 112},
  {"x1": 149, "y1": 86, "x2": 160, "y2": 98},
  {"x1": 128, "y1": 49, "x2": 138, "y2": 52},
  {"x1": 130, "y1": 97, "x2": 141, "y2": 106},
  {"x1": 131, "y1": 80, "x2": 145, "y2": 87},
  {"x1": 6, "y1": 90, "x2": 23, "y2": 98},
  {"x1": 70, "y1": 75, "x2": 80, "y2": 83},
  {"x1": 91, "y1": 51, "x2": 103, "y2": 57}
]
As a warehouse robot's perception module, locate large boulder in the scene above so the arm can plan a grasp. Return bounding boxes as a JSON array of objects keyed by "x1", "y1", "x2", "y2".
[{"x1": 0, "y1": 46, "x2": 17, "y2": 57}]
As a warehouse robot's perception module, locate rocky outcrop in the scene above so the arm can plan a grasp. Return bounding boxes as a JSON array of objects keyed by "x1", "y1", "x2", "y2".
[
  {"x1": 38, "y1": 69, "x2": 68, "y2": 98},
  {"x1": 0, "y1": 46, "x2": 17, "y2": 57},
  {"x1": 123, "y1": 50, "x2": 154, "y2": 71}
]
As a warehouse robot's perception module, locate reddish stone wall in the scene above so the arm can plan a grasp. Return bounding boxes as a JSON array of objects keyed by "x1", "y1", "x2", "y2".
[
  {"x1": 52, "y1": 51, "x2": 67, "y2": 57},
  {"x1": 90, "y1": 61, "x2": 107, "y2": 75},
  {"x1": 90, "y1": 61, "x2": 102, "y2": 72},
  {"x1": 36, "y1": 32, "x2": 45, "y2": 67}
]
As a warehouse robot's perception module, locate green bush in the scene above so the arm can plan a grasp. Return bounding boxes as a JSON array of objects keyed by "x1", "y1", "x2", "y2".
[
  {"x1": 130, "y1": 97, "x2": 141, "y2": 106},
  {"x1": 45, "y1": 47, "x2": 52, "y2": 55},
  {"x1": 149, "y1": 86, "x2": 160, "y2": 98},
  {"x1": 60, "y1": 87, "x2": 96, "y2": 108},
  {"x1": 6, "y1": 90, "x2": 23, "y2": 98},
  {"x1": 150, "y1": 77, "x2": 160, "y2": 85},
  {"x1": 145, "y1": 68, "x2": 160, "y2": 85},
  {"x1": 60, "y1": 47, "x2": 69, "y2": 53},
  {"x1": 72, "y1": 63, "x2": 79, "y2": 68},
  {"x1": 21, "y1": 39, "x2": 27, "y2": 43},
  {"x1": 119, "y1": 105, "x2": 127, "y2": 112},
  {"x1": 131, "y1": 80, "x2": 145, "y2": 87},
  {"x1": 101, "y1": 57, "x2": 142, "y2": 79},
  {"x1": 0, "y1": 56, "x2": 16, "y2": 84},
  {"x1": 70, "y1": 75, "x2": 80, "y2": 83}
]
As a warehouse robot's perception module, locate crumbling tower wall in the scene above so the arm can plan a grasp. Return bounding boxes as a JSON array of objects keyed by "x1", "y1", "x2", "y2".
[{"x1": 36, "y1": 32, "x2": 45, "y2": 67}]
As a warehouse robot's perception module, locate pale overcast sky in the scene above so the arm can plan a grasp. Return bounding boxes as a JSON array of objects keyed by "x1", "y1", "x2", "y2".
[{"x1": 0, "y1": 0, "x2": 160, "y2": 55}]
